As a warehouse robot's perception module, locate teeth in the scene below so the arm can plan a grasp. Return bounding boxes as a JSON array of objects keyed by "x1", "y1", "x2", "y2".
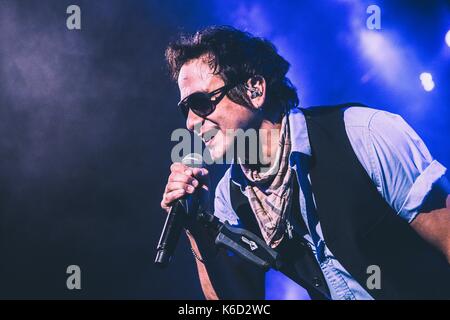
[{"x1": 201, "y1": 129, "x2": 218, "y2": 144}]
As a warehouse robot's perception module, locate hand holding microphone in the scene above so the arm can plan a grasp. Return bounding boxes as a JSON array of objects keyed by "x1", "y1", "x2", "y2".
[{"x1": 156, "y1": 154, "x2": 210, "y2": 267}]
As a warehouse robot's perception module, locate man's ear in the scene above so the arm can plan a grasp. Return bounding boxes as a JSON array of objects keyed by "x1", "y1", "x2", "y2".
[{"x1": 245, "y1": 75, "x2": 266, "y2": 110}]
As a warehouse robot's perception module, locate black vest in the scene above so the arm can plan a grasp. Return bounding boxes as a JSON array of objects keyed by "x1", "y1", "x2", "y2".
[{"x1": 190, "y1": 104, "x2": 450, "y2": 300}]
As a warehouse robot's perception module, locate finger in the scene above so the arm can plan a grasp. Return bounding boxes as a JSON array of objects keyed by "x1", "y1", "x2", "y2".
[
  {"x1": 191, "y1": 167, "x2": 210, "y2": 185},
  {"x1": 202, "y1": 168, "x2": 209, "y2": 176},
  {"x1": 170, "y1": 162, "x2": 188, "y2": 173},
  {"x1": 162, "y1": 189, "x2": 187, "y2": 208},
  {"x1": 168, "y1": 172, "x2": 199, "y2": 187},
  {"x1": 166, "y1": 181, "x2": 196, "y2": 194},
  {"x1": 191, "y1": 168, "x2": 202, "y2": 177},
  {"x1": 160, "y1": 199, "x2": 170, "y2": 211},
  {"x1": 194, "y1": 167, "x2": 209, "y2": 177}
]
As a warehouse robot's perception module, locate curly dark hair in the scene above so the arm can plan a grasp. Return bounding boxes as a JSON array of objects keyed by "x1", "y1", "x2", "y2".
[{"x1": 165, "y1": 26, "x2": 299, "y2": 120}]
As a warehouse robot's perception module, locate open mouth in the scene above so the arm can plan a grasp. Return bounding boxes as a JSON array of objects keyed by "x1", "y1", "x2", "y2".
[
  {"x1": 203, "y1": 134, "x2": 216, "y2": 146},
  {"x1": 201, "y1": 129, "x2": 218, "y2": 146}
]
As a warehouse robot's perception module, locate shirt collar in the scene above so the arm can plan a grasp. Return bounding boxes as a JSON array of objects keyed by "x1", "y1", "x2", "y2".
[{"x1": 288, "y1": 107, "x2": 312, "y2": 156}]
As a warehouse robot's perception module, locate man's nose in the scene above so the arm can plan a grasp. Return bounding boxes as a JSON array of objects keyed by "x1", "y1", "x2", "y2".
[{"x1": 186, "y1": 109, "x2": 204, "y2": 134}]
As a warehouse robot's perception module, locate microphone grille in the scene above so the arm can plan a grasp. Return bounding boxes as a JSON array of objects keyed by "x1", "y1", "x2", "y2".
[{"x1": 181, "y1": 153, "x2": 204, "y2": 169}]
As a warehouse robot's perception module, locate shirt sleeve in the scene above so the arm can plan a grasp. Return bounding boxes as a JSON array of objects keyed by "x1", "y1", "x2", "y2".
[{"x1": 365, "y1": 110, "x2": 448, "y2": 223}]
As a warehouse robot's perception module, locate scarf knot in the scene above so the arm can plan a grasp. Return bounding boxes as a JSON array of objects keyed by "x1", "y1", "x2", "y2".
[{"x1": 240, "y1": 114, "x2": 294, "y2": 248}]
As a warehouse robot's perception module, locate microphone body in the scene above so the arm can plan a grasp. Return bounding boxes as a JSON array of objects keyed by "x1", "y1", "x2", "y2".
[
  {"x1": 154, "y1": 153, "x2": 203, "y2": 268},
  {"x1": 154, "y1": 200, "x2": 186, "y2": 267}
]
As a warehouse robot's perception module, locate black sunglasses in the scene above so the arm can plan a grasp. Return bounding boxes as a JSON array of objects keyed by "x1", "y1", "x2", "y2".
[{"x1": 177, "y1": 83, "x2": 238, "y2": 119}]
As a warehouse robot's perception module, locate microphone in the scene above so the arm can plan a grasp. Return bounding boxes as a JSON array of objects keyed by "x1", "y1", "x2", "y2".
[{"x1": 154, "y1": 153, "x2": 204, "y2": 268}]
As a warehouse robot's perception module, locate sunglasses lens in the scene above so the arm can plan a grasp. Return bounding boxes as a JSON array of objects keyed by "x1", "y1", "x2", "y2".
[
  {"x1": 182, "y1": 93, "x2": 214, "y2": 118},
  {"x1": 179, "y1": 103, "x2": 189, "y2": 119}
]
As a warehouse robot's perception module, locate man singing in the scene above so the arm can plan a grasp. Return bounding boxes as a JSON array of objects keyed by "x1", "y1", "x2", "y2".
[{"x1": 160, "y1": 26, "x2": 450, "y2": 300}]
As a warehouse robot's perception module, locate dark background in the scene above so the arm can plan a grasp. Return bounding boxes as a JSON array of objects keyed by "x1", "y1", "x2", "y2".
[{"x1": 0, "y1": 0, "x2": 449, "y2": 299}]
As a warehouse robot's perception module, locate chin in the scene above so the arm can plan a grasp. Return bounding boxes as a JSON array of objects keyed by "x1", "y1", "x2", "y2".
[
  {"x1": 207, "y1": 140, "x2": 232, "y2": 163},
  {"x1": 206, "y1": 134, "x2": 235, "y2": 164},
  {"x1": 208, "y1": 146, "x2": 226, "y2": 163}
]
